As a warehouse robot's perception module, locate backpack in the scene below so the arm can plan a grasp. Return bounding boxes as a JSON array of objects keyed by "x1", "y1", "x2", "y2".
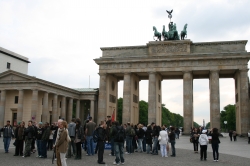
[
  {"x1": 115, "y1": 126, "x2": 125, "y2": 142},
  {"x1": 130, "y1": 128, "x2": 135, "y2": 137},
  {"x1": 93, "y1": 129, "x2": 99, "y2": 143}
]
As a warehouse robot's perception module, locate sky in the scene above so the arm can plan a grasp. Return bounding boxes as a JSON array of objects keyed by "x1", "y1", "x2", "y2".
[{"x1": 0, "y1": 0, "x2": 250, "y2": 126}]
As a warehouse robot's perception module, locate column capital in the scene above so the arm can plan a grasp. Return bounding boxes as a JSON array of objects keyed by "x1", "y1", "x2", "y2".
[
  {"x1": 182, "y1": 70, "x2": 192, "y2": 74},
  {"x1": 210, "y1": 70, "x2": 220, "y2": 73},
  {"x1": 124, "y1": 72, "x2": 131, "y2": 75},
  {"x1": 148, "y1": 71, "x2": 156, "y2": 74},
  {"x1": 239, "y1": 68, "x2": 249, "y2": 72}
]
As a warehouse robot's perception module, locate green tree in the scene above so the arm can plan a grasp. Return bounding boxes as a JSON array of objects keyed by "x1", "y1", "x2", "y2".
[
  {"x1": 206, "y1": 122, "x2": 210, "y2": 129},
  {"x1": 139, "y1": 100, "x2": 148, "y2": 125},
  {"x1": 117, "y1": 98, "x2": 123, "y2": 124},
  {"x1": 220, "y1": 104, "x2": 236, "y2": 131}
]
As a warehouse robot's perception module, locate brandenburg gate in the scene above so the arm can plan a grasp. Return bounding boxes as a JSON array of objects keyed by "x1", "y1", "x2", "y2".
[{"x1": 94, "y1": 39, "x2": 250, "y2": 135}]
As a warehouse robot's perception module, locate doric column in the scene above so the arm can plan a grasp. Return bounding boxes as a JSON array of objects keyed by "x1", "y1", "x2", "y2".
[
  {"x1": 81, "y1": 101, "x2": 85, "y2": 121},
  {"x1": 183, "y1": 71, "x2": 193, "y2": 134},
  {"x1": 17, "y1": 89, "x2": 24, "y2": 122},
  {"x1": 42, "y1": 92, "x2": 49, "y2": 123},
  {"x1": 0, "y1": 90, "x2": 6, "y2": 127},
  {"x1": 90, "y1": 100, "x2": 94, "y2": 119},
  {"x1": 209, "y1": 70, "x2": 220, "y2": 129},
  {"x1": 98, "y1": 73, "x2": 107, "y2": 123},
  {"x1": 235, "y1": 69, "x2": 249, "y2": 135},
  {"x1": 31, "y1": 89, "x2": 38, "y2": 121},
  {"x1": 61, "y1": 96, "x2": 66, "y2": 119},
  {"x1": 52, "y1": 94, "x2": 58, "y2": 123},
  {"x1": 76, "y1": 100, "x2": 80, "y2": 119},
  {"x1": 123, "y1": 73, "x2": 131, "y2": 124},
  {"x1": 67, "y1": 98, "x2": 73, "y2": 122},
  {"x1": 148, "y1": 72, "x2": 156, "y2": 124}
]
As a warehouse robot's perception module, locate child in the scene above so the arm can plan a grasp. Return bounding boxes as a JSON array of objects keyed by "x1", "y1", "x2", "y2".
[{"x1": 198, "y1": 130, "x2": 209, "y2": 161}]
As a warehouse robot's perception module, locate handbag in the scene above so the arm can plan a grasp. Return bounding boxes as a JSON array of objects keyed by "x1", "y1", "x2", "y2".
[{"x1": 158, "y1": 135, "x2": 161, "y2": 141}]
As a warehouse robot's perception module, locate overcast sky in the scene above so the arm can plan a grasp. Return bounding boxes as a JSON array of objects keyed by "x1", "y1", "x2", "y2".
[{"x1": 0, "y1": 0, "x2": 250, "y2": 126}]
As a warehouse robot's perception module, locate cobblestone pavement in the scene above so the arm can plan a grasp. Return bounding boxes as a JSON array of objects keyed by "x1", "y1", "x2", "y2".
[{"x1": 0, "y1": 135, "x2": 249, "y2": 166}]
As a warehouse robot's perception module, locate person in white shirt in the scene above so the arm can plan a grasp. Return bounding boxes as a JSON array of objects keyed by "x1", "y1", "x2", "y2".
[
  {"x1": 158, "y1": 126, "x2": 169, "y2": 157},
  {"x1": 198, "y1": 130, "x2": 209, "y2": 161}
]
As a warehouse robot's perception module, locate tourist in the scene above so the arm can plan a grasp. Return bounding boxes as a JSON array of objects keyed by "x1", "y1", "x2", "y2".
[
  {"x1": 191, "y1": 128, "x2": 200, "y2": 153},
  {"x1": 67, "y1": 118, "x2": 76, "y2": 158},
  {"x1": 159, "y1": 126, "x2": 169, "y2": 157},
  {"x1": 198, "y1": 130, "x2": 209, "y2": 161},
  {"x1": 229, "y1": 130, "x2": 233, "y2": 141},
  {"x1": 136, "y1": 124, "x2": 145, "y2": 153},
  {"x1": 96, "y1": 121, "x2": 106, "y2": 164},
  {"x1": 109, "y1": 121, "x2": 116, "y2": 156},
  {"x1": 41, "y1": 122, "x2": 50, "y2": 158},
  {"x1": 112, "y1": 121, "x2": 125, "y2": 165},
  {"x1": 75, "y1": 119, "x2": 84, "y2": 159},
  {"x1": 233, "y1": 131, "x2": 237, "y2": 141},
  {"x1": 85, "y1": 116, "x2": 96, "y2": 156},
  {"x1": 169, "y1": 126, "x2": 176, "y2": 157},
  {"x1": 175, "y1": 127, "x2": 180, "y2": 139},
  {"x1": 47, "y1": 123, "x2": 55, "y2": 151},
  {"x1": 14, "y1": 121, "x2": 25, "y2": 156},
  {"x1": 125, "y1": 122, "x2": 133, "y2": 154},
  {"x1": 1, "y1": 120, "x2": 14, "y2": 153},
  {"x1": 248, "y1": 130, "x2": 250, "y2": 144},
  {"x1": 145, "y1": 125, "x2": 153, "y2": 154},
  {"x1": 23, "y1": 120, "x2": 35, "y2": 157},
  {"x1": 36, "y1": 122, "x2": 44, "y2": 157},
  {"x1": 151, "y1": 124, "x2": 159, "y2": 155},
  {"x1": 211, "y1": 128, "x2": 220, "y2": 162},
  {"x1": 142, "y1": 124, "x2": 147, "y2": 152},
  {"x1": 31, "y1": 121, "x2": 37, "y2": 154},
  {"x1": 56, "y1": 120, "x2": 69, "y2": 166}
]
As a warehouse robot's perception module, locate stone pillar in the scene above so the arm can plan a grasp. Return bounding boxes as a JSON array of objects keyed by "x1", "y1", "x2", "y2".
[
  {"x1": 67, "y1": 98, "x2": 73, "y2": 122},
  {"x1": 98, "y1": 73, "x2": 107, "y2": 123},
  {"x1": 90, "y1": 100, "x2": 94, "y2": 119},
  {"x1": 31, "y1": 89, "x2": 38, "y2": 121},
  {"x1": 76, "y1": 100, "x2": 80, "y2": 119},
  {"x1": 235, "y1": 69, "x2": 249, "y2": 135},
  {"x1": 17, "y1": 90, "x2": 24, "y2": 123},
  {"x1": 81, "y1": 101, "x2": 85, "y2": 121},
  {"x1": 61, "y1": 96, "x2": 66, "y2": 119},
  {"x1": 183, "y1": 71, "x2": 193, "y2": 134},
  {"x1": 123, "y1": 73, "x2": 131, "y2": 124},
  {"x1": 52, "y1": 94, "x2": 58, "y2": 123},
  {"x1": 148, "y1": 72, "x2": 156, "y2": 124},
  {"x1": 0, "y1": 90, "x2": 6, "y2": 127},
  {"x1": 42, "y1": 92, "x2": 49, "y2": 123},
  {"x1": 209, "y1": 70, "x2": 220, "y2": 129}
]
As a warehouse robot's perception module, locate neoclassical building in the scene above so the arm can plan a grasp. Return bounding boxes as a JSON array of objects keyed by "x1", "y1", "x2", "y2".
[{"x1": 0, "y1": 47, "x2": 98, "y2": 128}]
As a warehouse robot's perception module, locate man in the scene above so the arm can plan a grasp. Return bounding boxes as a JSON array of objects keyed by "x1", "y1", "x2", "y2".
[
  {"x1": 67, "y1": 118, "x2": 76, "y2": 158},
  {"x1": 96, "y1": 121, "x2": 106, "y2": 164},
  {"x1": 14, "y1": 121, "x2": 25, "y2": 156},
  {"x1": 85, "y1": 116, "x2": 96, "y2": 156},
  {"x1": 36, "y1": 122, "x2": 44, "y2": 157},
  {"x1": 109, "y1": 121, "x2": 116, "y2": 156},
  {"x1": 1, "y1": 120, "x2": 14, "y2": 153},
  {"x1": 106, "y1": 116, "x2": 111, "y2": 142},
  {"x1": 151, "y1": 123, "x2": 159, "y2": 155},
  {"x1": 41, "y1": 122, "x2": 50, "y2": 158},
  {"x1": 31, "y1": 121, "x2": 37, "y2": 153},
  {"x1": 23, "y1": 120, "x2": 35, "y2": 157},
  {"x1": 112, "y1": 121, "x2": 125, "y2": 165},
  {"x1": 125, "y1": 122, "x2": 132, "y2": 154}
]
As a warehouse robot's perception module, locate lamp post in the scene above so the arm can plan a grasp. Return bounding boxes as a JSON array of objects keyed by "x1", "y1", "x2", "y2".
[{"x1": 224, "y1": 121, "x2": 227, "y2": 132}]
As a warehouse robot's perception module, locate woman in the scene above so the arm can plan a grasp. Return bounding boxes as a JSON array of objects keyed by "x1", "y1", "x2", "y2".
[
  {"x1": 145, "y1": 125, "x2": 152, "y2": 154},
  {"x1": 14, "y1": 121, "x2": 25, "y2": 156},
  {"x1": 75, "y1": 119, "x2": 84, "y2": 160},
  {"x1": 211, "y1": 128, "x2": 220, "y2": 162},
  {"x1": 198, "y1": 130, "x2": 208, "y2": 161},
  {"x1": 169, "y1": 126, "x2": 176, "y2": 157},
  {"x1": 159, "y1": 126, "x2": 168, "y2": 157},
  {"x1": 56, "y1": 121, "x2": 69, "y2": 166},
  {"x1": 191, "y1": 128, "x2": 200, "y2": 153},
  {"x1": 136, "y1": 124, "x2": 144, "y2": 152}
]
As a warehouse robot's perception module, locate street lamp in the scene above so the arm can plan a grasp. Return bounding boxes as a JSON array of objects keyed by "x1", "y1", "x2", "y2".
[{"x1": 224, "y1": 121, "x2": 227, "y2": 132}]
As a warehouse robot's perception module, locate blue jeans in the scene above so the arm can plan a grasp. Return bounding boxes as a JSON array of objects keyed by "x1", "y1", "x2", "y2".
[
  {"x1": 110, "y1": 138, "x2": 114, "y2": 155},
  {"x1": 137, "y1": 139, "x2": 143, "y2": 152},
  {"x1": 3, "y1": 137, "x2": 11, "y2": 152},
  {"x1": 212, "y1": 143, "x2": 219, "y2": 160},
  {"x1": 114, "y1": 142, "x2": 124, "y2": 164},
  {"x1": 146, "y1": 144, "x2": 151, "y2": 154},
  {"x1": 152, "y1": 137, "x2": 158, "y2": 154},
  {"x1": 142, "y1": 137, "x2": 146, "y2": 152},
  {"x1": 126, "y1": 136, "x2": 132, "y2": 153},
  {"x1": 36, "y1": 140, "x2": 42, "y2": 156},
  {"x1": 86, "y1": 136, "x2": 94, "y2": 155},
  {"x1": 170, "y1": 140, "x2": 176, "y2": 156},
  {"x1": 41, "y1": 140, "x2": 48, "y2": 157}
]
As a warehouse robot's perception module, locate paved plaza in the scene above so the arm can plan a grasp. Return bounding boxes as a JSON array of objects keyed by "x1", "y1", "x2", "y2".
[{"x1": 0, "y1": 134, "x2": 249, "y2": 166}]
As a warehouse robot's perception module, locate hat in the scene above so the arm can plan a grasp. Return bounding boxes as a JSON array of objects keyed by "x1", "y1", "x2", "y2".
[
  {"x1": 151, "y1": 122, "x2": 155, "y2": 125},
  {"x1": 38, "y1": 122, "x2": 43, "y2": 125},
  {"x1": 202, "y1": 130, "x2": 207, "y2": 134},
  {"x1": 107, "y1": 116, "x2": 111, "y2": 118},
  {"x1": 17, "y1": 121, "x2": 21, "y2": 125}
]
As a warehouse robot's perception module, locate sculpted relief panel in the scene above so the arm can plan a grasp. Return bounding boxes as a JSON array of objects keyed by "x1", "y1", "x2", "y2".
[{"x1": 150, "y1": 44, "x2": 187, "y2": 54}]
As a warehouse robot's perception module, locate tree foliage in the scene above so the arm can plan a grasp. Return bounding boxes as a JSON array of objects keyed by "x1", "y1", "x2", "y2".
[{"x1": 220, "y1": 104, "x2": 236, "y2": 131}]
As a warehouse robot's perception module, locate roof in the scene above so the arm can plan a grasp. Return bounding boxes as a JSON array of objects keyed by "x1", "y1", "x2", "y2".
[
  {"x1": 0, "y1": 46, "x2": 30, "y2": 63},
  {"x1": 74, "y1": 88, "x2": 98, "y2": 92}
]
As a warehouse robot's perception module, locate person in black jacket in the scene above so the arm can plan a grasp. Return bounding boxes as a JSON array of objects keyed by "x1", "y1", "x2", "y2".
[
  {"x1": 136, "y1": 124, "x2": 145, "y2": 152},
  {"x1": 145, "y1": 125, "x2": 153, "y2": 154},
  {"x1": 1, "y1": 120, "x2": 14, "y2": 153},
  {"x1": 14, "y1": 121, "x2": 25, "y2": 156},
  {"x1": 41, "y1": 122, "x2": 50, "y2": 158},
  {"x1": 111, "y1": 121, "x2": 125, "y2": 165},
  {"x1": 97, "y1": 121, "x2": 106, "y2": 164},
  {"x1": 169, "y1": 126, "x2": 176, "y2": 157},
  {"x1": 75, "y1": 119, "x2": 84, "y2": 160},
  {"x1": 35, "y1": 122, "x2": 44, "y2": 157},
  {"x1": 152, "y1": 124, "x2": 159, "y2": 155},
  {"x1": 23, "y1": 120, "x2": 35, "y2": 157},
  {"x1": 211, "y1": 128, "x2": 220, "y2": 162}
]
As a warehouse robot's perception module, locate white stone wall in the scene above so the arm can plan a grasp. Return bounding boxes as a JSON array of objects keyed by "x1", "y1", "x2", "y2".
[{"x1": 0, "y1": 52, "x2": 28, "y2": 74}]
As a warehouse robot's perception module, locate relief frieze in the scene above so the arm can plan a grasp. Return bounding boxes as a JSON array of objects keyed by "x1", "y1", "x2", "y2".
[{"x1": 151, "y1": 44, "x2": 187, "y2": 54}]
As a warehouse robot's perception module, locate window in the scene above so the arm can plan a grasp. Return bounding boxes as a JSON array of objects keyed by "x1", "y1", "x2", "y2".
[
  {"x1": 14, "y1": 96, "x2": 18, "y2": 104},
  {"x1": 7, "y1": 62, "x2": 11, "y2": 69}
]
